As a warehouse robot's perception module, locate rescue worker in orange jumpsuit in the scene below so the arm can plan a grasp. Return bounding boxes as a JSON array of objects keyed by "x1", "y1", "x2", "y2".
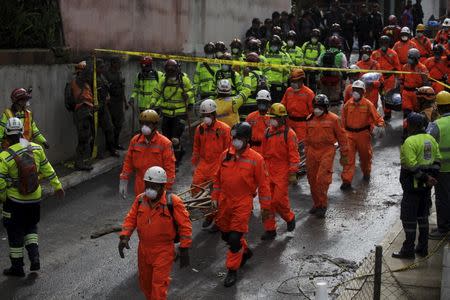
[
  {"x1": 212, "y1": 122, "x2": 271, "y2": 287},
  {"x1": 412, "y1": 24, "x2": 432, "y2": 63},
  {"x1": 424, "y1": 45, "x2": 448, "y2": 94},
  {"x1": 357, "y1": 45, "x2": 383, "y2": 108},
  {"x1": 305, "y1": 94, "x2": 349, "y2": 218},
  {"x1": 119, "y1": 166, "x2": 192, "y2": 300},
  {"x1": 341, "y1": 80, "x2": 385, "y2": 190},
  {"x1": 393, "y1": 27, "x2": 418, "y2": 65},
  {"x1": 281, "y1": 68, "x2": 315, "y2": 143},
  {"x1": 344, "y1": 65, "x2": 361, "y2": 104},
  {"x1": 260, "y1": 103, "x2": 299, "y2": 240},
  {"x1": 246, "y1": 90, "x2": 271, "y2": 154},
  {"x1": 400, "y1": 48, "x2": 429, "y2": 115},
  {"x1": 371, "y1": 36, "x2": 402, "y2": 121},
  {"x1": 192, "y1": 99, "x2": 231, "y2": 229},
  {"x1": 434, "y1": 18, "x2": 450, "y2": 45},
  {"x1": 119, "y1": 110, "x2": 176, "y2": 198}
]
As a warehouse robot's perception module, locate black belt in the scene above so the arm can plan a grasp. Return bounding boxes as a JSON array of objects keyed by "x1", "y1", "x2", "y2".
[
  {"x1": 404, "y1": 86, "x2": 417, "y2": 91},
  {"x1": 289, "y1": 115, "x2": 307, "y2": 122},
  {"x1": 250, "y1": 140, "x2": 262, "y2": 146},
  {"x1": 345, "y1": 125, "x2": 371, "y2": 132}
]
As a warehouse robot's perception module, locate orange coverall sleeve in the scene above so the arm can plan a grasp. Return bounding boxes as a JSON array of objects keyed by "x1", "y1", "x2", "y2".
[
  {"x1": 255, "y1": 158, "x2": 272, "y2": 210},
  {"x1": 280, "y1": 91, "x2": 288, "y2": 107},
  {"x1": 120, "y1": 138, "x2": 136, "y2": 180},
  {"x1": 368, "y1": 102, "x2": 385, "y2": 127},
  {"x1": 334, "y1": 117, "x2": 349, "y2": 157},
  {"x1": 120, "y1": 195, "x2": 140, "y2": 236},
  {"x1": 340, "y1": 105, "x2": 348, "y2": 128},
  {"x1": 211, "y1": 152, "x2": 225, "y2": 201},
  {"x1": 172, "y1": 195, "x2": 193, "y2": 248},
  {"x1": 192, "y1": 126, "x2": 201, "y2": 166},
  {"x1": 307, "y1": 90, "x2": 315, "y2": 114},
  {"x1": 287, "y1": 130, "x2": 301, "y2": 174},
  {"x1": 163, "y1": 143, "x2": 176, "y2": 190}
]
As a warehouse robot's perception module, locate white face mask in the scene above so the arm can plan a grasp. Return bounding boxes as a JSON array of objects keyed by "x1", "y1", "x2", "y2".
[
  {"x1": 362, "y1": 54, "x2": 370, "y2": 61},
  {"x1": 203, "y1": 116, "x2": 212, "y2": 125},
  {"x1": 145, "y1": 188, "x2": 158, "y2": 200},
  {"x1": 270, "y1": 46, "x2": 279, "y2": 52},
  {"x1": 311, "y1": 37, "x2": 318, "y2": 43},
  {"x1": 287, "y1": 40, "x2": 295, "y2": 47},
  {"x1": 232, "y1": 138, "x2": 244, "y2": 150},
  {"x1": 141, "y1": 125, "x2": 152, "y2": 135},
  {"x1": 401, "y1": 36, "x2": 408, "y2": 42},
  {"x1": 269, "y1": 119, "x2": 279, "y2": 127},
  {"x1": 232, "y1": 48, "x2": 240, "y2": 54},
  {"x1": 313, "y1": 108, "x2": 324, "y2": 116},
  {"x1": 352, "y1": 91, "x2": 361, "y2": 101},
  {"x1": 221, "y1": 64, "x2": 230, "y2": 71},
  {"x1": 216, "y1": 51, "x2": 224, "y2": 58},
  {"x1": 291, "y1": 82, "x2": 299, "y2": 90},
  {"x1": 416, "y1": 32, "x2": 423, "y2": 38}
]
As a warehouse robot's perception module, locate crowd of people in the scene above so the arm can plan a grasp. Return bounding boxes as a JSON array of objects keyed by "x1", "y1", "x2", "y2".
[{"x1": 1, "y1": 2, "x2": 450, "y2": 299}]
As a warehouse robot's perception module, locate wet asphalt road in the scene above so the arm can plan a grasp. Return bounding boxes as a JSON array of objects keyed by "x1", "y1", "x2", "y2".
[{"x1": 0, "y1": 114, "x2": 405, "y2": 300}]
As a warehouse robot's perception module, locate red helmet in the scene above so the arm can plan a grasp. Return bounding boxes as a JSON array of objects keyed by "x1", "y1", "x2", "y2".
[
  {"x1": 140, "y1": 56, "x2": 153, "y2": 67},
  {"x1": 388, "y1": 15, "x2": 397, "y2": 25},
  {"x1": 246, "y1": 52, "x2": 260, "y2": 63},
  {"x1": 329, "y1": 35, "x2": 342, "y2": 48},
  {"x1": 11, "y1": 88, "x2": 31, "y2": 102}
]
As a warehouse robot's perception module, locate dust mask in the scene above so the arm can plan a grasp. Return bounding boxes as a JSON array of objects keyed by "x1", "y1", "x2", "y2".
[
  {"x1": 362, "y1": 54, "x2": 370, "y2": 61},
  {"x1": 269, "y1": 119, "x2": 279, "y2": 127},
  {"x1": 401, "y1": 36, "x2": 408, "y2": 42},
  {"x1": 232, "y1": 138, "x2": 244, "y2": 150},
  {"x1": 313, "y1": 108, "x2": 324, "y2": 116},
  {"x1": 145, "y1": 188, "x2": 158, "y2": 200},
  {"x1": 232, "y1": 48, "x2": 239, "y2": 54},
  {"x1": 203, "y1": 116, "x2": 213, "y2": 125},
  {"x1": 270, "y1": 46, "x2": 279, "y2": 52},
  {"x1": 287, "y1": 40, "x2": 295, "y2": 47},
  {"x1": 416, "y1": 32, "x2": 423, "y2": 38},
  {"x1": 141, "y1": 125, "x2": 152, "y2": 135},
  {"x1": 291, "y1": 82, "x2": 299, "y2": 90},
  {"x1": 216, "y1": 52, "x2": 224, "y2": 58},
  {"x1": 311, "y1": 37, "x2": 318, "y2": 43},
  {"x1": 352, "y1": 91, "x2": 361, "y2": 101},
  {"x1": 221, "y1": 64, "x2": 230, "y2": 71}
]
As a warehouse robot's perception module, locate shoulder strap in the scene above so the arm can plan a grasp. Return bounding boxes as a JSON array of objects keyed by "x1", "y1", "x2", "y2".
[
  {"x1": 5, "y1": 108, "x2": 14, "y2": 119},
  {"x1": 6, "y1": 148, "x2": 17, "y2": 159},
  {"x1": 284, "y1": 125, "x2": 289, "y2": 144},
  {"x1": 203, "y1": 62, "x2": 215, "y2": 77}
]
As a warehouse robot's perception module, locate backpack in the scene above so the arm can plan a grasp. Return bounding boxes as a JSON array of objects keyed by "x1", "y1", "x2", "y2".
[
  {"x1": 322, "y1": 50, "x2": 338, "y2": 77},
  {"x1": 64, "y1": 82, "x2": 76, "y2": 111},
  {"x1": 166, "y1": 193, "x2": 180, "y2": 243},
  {"x1": 250, "y1": 71, "x2": 269, "y2": 97},
  {"x1": 7, "y1": 146, "x2": 39, "y2": 195}
]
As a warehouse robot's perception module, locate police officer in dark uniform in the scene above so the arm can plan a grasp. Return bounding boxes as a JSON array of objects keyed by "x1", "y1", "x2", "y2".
[{"x1": 105, "y1": 57, "x2": 128, "y2": 150}]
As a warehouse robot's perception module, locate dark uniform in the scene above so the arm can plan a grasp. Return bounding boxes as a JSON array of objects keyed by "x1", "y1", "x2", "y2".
[{"x1": 105, "y1": 58, "x2": 127, "y2": 148}]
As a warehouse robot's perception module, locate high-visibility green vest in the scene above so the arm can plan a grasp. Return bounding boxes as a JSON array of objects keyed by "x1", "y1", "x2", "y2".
[
  {"x1": 242, "y1": 70, "x2": 270, "y2": 104},
  {"x1": 0, "y1": 142, "x2": 61, "y2": 204},
  {"x1": 130, "y1": 71, "x2": 163, "y2": 110},
  {"x1": 154, "y1": 74, "x2": 194, "y2": 117},
  {"x1": 194, "y1": 62, "x2": 219, "y2": 97},
  {"x1": 436, "y1": 115, "x2": 450, "y2": 172},
  {"x1": 264, "y1": 51, "x2": 292, "y2": 85},
  {"x1": 283, "y1": 45, "x2": 304, "y2": 66},
  {"x1": 301, "y1": 41, "x2": 326, "y2": 66}
]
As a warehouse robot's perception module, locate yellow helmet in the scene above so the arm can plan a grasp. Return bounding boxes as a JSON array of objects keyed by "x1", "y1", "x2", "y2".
[
  {"x1": 416, "y1": 24, "x2": 426, "y2": 32},
  {"x1": 139, "y1": 109, "x2": 160, "y2": 123},
  {"x1": 436, "y1": 91, "x2": 450, "y2": 106},
  {"x1": 267, "y1": 103, "x2": 288, "y2": 117}
]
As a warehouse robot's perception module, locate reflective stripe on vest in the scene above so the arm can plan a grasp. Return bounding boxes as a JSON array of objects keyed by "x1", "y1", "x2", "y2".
[{"x1": 436, "y1": 116, "x2": 450, "y2": 172}]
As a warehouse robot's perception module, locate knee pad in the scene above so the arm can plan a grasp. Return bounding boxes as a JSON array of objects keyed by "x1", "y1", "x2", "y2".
[{"x1": 228, "y1": 231, "x2": 243, "y2": 253}]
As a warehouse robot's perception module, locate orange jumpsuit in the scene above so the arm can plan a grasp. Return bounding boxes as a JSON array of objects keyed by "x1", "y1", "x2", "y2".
[
  {"x1": 434, "y1": 29, "x2": 449, "y2": 45},
  {"x1": 192, "y1": 120, "x2": 230, "y2": 188},
  {"x1": 261, "y1": 125, "x2": 299, "y2": 230},
  {"x1": 393, "y1": 40, "x2": 418, "y2": 65},
  {"x1": 412, "y1": 36, "x2": 432, "y2": 63},
  {"x1": 120, "y1": 192, "x2": 192, "y2": 300},
  {"x1": 424, "y1": 57, "x2": 448, "y2": 94},
  {"x1": 341, "y1": 98, "x2": 384, "y2": 183},
  {"x1": 400, "y1": 63, "x2": 429, "y2": 112},
  {"x1": 356, "y1": 60, "x2": 383, "y2": 108},
  {"x1": 344, "y1": 84, "x2": 353, "y2": 103},
  {"x1": 120, "y1": 133, "x2": 176, "y2": 195},
  {"x1": 281, "y1": 86, "x2": 315, "y2": 142},
  {"x1": 305, "y1": 112, "x2": 348, "y2": 208},
  {"x1": 246, "y1": 111, "x2": 270, "y2": 154},
  {"x1": 371, "y1": 49, "x2": 401, "y2": 93},
  {"x1": 212, "y1": 146, "x2": 271, "y2": 270}
]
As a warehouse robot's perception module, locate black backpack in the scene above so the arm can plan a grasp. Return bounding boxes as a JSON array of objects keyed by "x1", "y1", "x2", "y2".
[
  {"x1": 7, "y1": 146, "x2": 39, "y2": 195},
  {"x1": 64, "y1": 82, "x2": 76, "y2": 111},
  {"x1": 251, "y1": 71, "x2": 269, "y2": 93},
  {"x1": 322, "y1": 50, "x2": 337, "y2": 76}
]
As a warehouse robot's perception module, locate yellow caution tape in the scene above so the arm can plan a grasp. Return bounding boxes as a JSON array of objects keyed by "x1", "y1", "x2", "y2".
[
  {"x1": 94, "y1": 48, "x2": 450, "y2": 92},
  {"x1": 91, "y1": 55, "x2": 98, "y2": 159}
]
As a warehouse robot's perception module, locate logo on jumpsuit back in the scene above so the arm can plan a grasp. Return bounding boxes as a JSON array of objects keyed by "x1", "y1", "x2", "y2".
[{"x1": 423, "y1": 141, "x2": 432, "y2": 161}]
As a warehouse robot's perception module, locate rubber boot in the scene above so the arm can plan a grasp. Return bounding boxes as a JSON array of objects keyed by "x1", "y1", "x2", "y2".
[
  {"x1": 3, "y1": 257, "x2": 25, "y2": 277},
  {"x1": 240, "y1": 248, "x2": 253, "y2": 267},
  {"x1": 224, "y1": 270, "x2": 237, "y2": 287},
  {"x1": 26, "y1": 244, "x2": 40, "y2": 271}
]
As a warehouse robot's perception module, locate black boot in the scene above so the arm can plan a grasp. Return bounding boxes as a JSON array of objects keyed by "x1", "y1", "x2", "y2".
[
  {"x1": 3, "y1": 257, "x2": 25, "y2": 277},
  {"x1": 392, "y1": 250, "x2": 415, "y2": 259},
  {"x1": 316, "y1": 207, "x2": 327, "y2": 219},
  {"x1": 224, "y1": 270, "x2": 237, "y2": 287},
  {"x1": 340, "y1": 182, "x2": 352, "y2": 191},
  {"x1": 309, "y1": 207, "x2": 318, "y2": 214},
  {"x1": 240, "y1": 249, "x2": 253, "y2": 267},
  {"x1": 27, "y1": 244, "x2": 40, "y2": 271},
  {"x1": 260, "y1": 230, "x2": 276, "y2": 240},
  {"x1": 202, "y1": 218, "x2": 213, "y2": 228},
  {"x1": 287, "y1": 216, "x2": 296, "y2": 232}
]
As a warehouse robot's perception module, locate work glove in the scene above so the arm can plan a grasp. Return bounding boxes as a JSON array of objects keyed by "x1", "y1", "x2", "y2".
[
  {"x1": 55, "y1": 188, "x2": 65, "y2": 199},
  {"x1": 118, "y1": 235, "x2": 130, "y2": 258},
  {"x1": 211, "y1": 199, "x2": 218, "y2": 210},
  {"x1": 339, "y1": 155, "x2": 349, "y2": 166},
  {"x1": 179, "y1": 247, "x2": 190, "y2": 268},
  {"x1": 372, "y1": 126, "x2": 385, "y2": 139},
  {"x1": 426, "y1": 175, "x2": 438, "y2": 187},
  {"x1": 119, "y1": 179, "x2": 128, "y2": 200},
  {"x1": 288, "y1": 173, "x2": 297, "y2": 185},
  {"x1": 261, "y1": 208, "x2": 271, "y2": 222},
  {"x1": 42, "y1": 142, "x2": 50, "y2": 149}
]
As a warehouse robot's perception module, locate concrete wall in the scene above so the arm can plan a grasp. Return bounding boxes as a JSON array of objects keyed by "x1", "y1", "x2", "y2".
[{"x1": 60, "y1": 0, "x2": 290, "y2": 55}]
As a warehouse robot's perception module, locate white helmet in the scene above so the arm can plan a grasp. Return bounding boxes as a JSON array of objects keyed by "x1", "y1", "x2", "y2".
[
  {"x1": 199, "y1": 99, "x2": 217, "y2": 114},
  {"x1": 408, "y1": 48, "x2": 421, "y2": 59},
  {"x1": 5, "y1": 117, "x2": 23, "y2": 136},
  {"x1": 352, "y1": 80, "x2": 366, "y2": 91},
  {"x1": 217, "y1": 79, "x2": 232, "y2": 95},
  {"x1": 143, "y1": 166, "x2": 167, "y2": 184},
  {"x1": 256, "y1": 89, "x2": 271, "y2": 101},
  {"x1": 443, "y1": 18, "x2": 450, "y2": 27},
  {"x1": 400, "y1": 27, "x2": 411, "y2": 35}
]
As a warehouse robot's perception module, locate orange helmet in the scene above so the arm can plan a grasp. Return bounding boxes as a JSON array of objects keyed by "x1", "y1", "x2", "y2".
[
  {"x1": 416, "y1": 86, "x2": 436, "y2": 101},
  {"x1": 290, "y1": 68, "x2": 305, "y2": 81}
]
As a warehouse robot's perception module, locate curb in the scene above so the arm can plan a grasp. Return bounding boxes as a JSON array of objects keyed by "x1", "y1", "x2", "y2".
[{"x1": 41, "y1": 153, "x2": 124, "y2": 199}]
